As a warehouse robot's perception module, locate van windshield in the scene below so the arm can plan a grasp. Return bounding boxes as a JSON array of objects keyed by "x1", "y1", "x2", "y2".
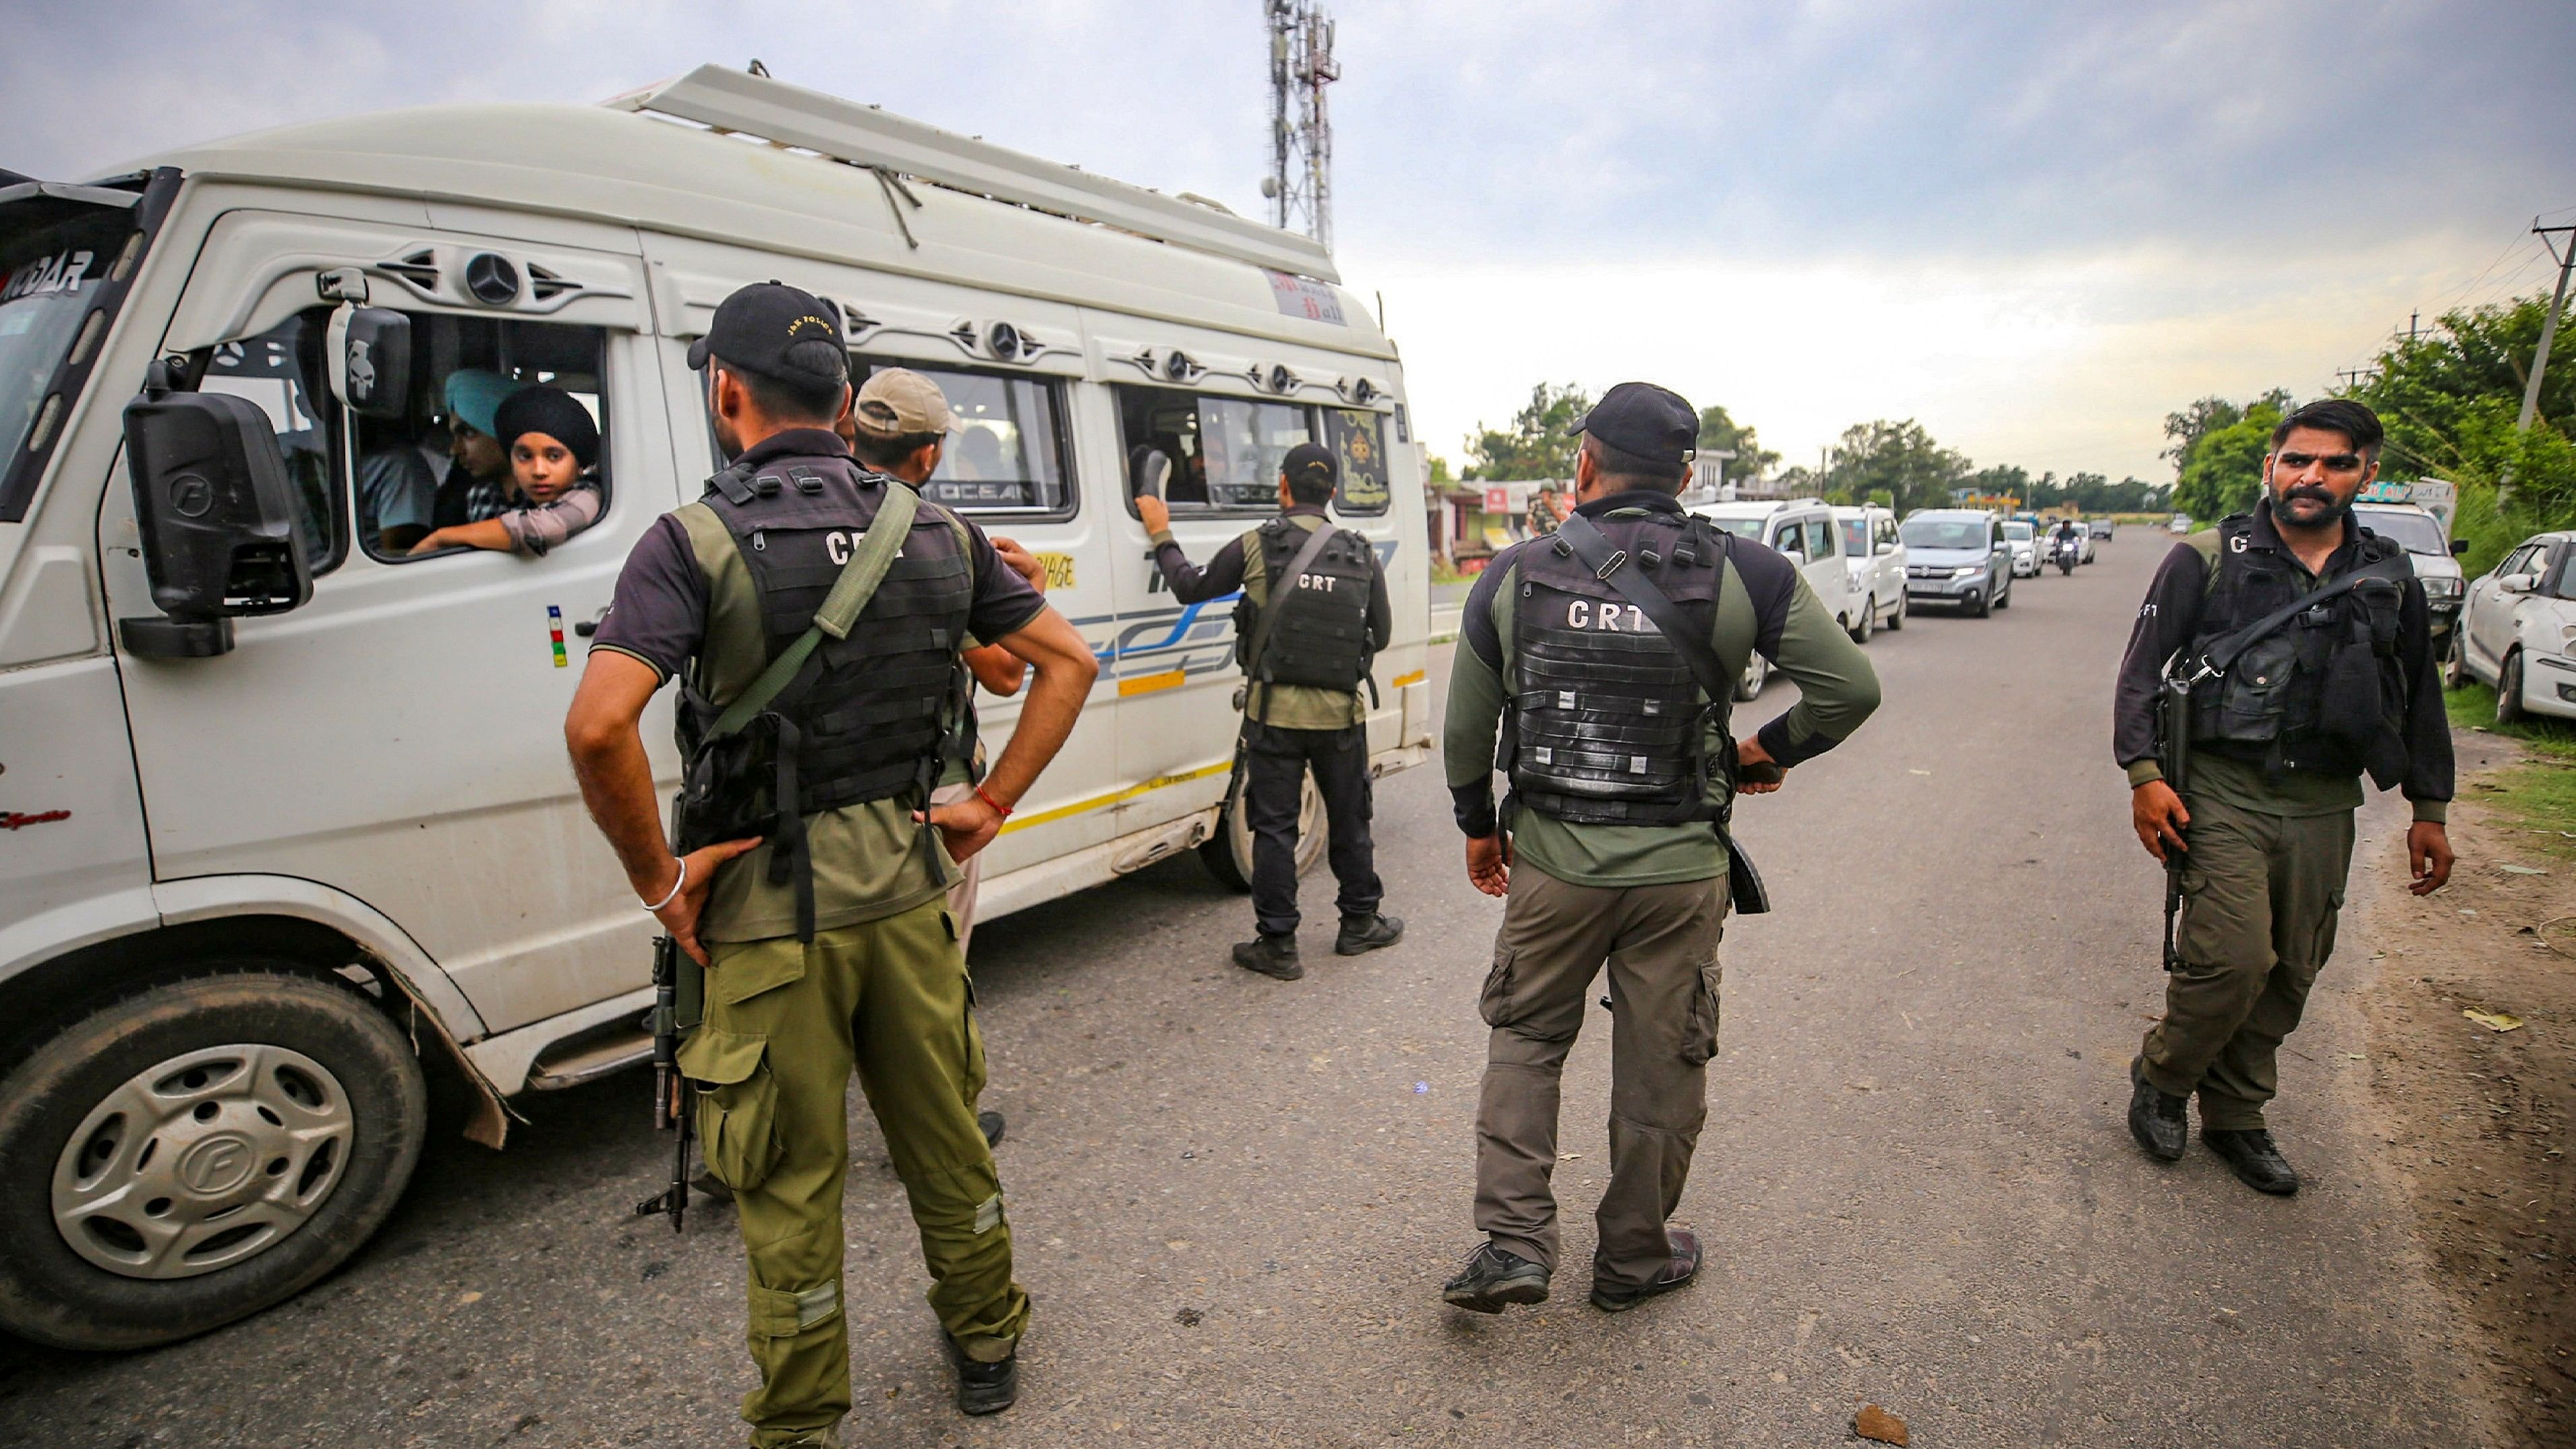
[
  {"x1": 2003, "y1": 521, "x2": 2032, "y2": 541},
  {"x1": 1699, "y1": 515, "x2": 1763, "y2": 540},
  {"x1": 1902, "y1": 517, "x2": 1985, "y2": 550},
  {"x1": 1840, "y1": 519, "x2": 1870, "y2": 554},
  {"x1": 1, "y1": 196, "x2": 142, "y2": 508}
]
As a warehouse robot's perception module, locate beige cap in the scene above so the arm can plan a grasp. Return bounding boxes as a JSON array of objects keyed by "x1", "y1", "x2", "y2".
[{"x1": 852, "y1": 367, "x2": 954, "y2": 436}]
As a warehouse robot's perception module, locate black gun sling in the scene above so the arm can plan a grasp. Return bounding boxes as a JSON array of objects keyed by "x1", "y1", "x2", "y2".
[{"x1": 1554, "y1": 510, "x2": 1772, "y2": 915}]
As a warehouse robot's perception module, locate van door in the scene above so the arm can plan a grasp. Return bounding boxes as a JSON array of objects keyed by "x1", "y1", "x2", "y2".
[{"x1": 100, "y1": 210, "x2": 674, "y2": 1034}]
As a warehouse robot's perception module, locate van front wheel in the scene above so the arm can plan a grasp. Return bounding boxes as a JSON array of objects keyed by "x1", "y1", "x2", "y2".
[
  {"x1": 1198, "y1": 768, "x2": 1329, "y2": 891},
  {"x1": 0, "y1": 969, "x2": 428, "y2": 1351}
]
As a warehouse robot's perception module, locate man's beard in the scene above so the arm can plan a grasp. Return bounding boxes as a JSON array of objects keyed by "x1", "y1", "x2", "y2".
[{"x1": 2273, "y1": 483, "x2": 2351, "y2": 525}]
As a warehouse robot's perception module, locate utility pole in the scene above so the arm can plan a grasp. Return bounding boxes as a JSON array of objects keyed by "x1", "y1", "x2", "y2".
[
  {"x1": 2502, "y1": 222, "x2": 2575, "y2": 509},
  {"x1": 1262, "y1": 2, "x2": 1339, "y2": 251}
]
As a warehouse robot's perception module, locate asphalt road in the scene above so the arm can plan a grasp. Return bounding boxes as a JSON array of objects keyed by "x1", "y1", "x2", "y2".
[{"x1": 0, "y1": 536, "x2": 2498, "y2": 1448}]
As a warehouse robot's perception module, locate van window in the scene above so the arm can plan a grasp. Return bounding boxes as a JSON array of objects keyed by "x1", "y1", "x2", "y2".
[
  {"x1": 1119, "y1": 386, "x2": 1382, "y2": 516},
  {"x1": 195, "y1": 310, "x2": 343, "y2": 573},
  {"x1": 852, "y1": 361, "x2": 1070, "y2": 516},
  {"x1": 353, "y1": 315, "x2": 610, "y2": 562},
  {"x1": 1803, "y1": 519, "x2": 1834, "y2": 561}
]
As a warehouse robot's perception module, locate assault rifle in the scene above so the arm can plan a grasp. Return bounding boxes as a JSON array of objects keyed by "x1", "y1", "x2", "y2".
[
  {"x1": 633, "y1": 928, "x2": 695, "y2": 1232},
  {"x1": 2155, "y1": 663, "x2": 2199, "y2": 974}
]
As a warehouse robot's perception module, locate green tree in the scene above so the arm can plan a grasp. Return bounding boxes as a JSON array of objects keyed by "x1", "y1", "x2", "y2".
[
  {"x1": 1464, "y1": 383, "x2": 1590, "y2": 481},
  {"x1": 2345, "y1": 290, "x2": 2576, "y2": 569},
  {"x1": 1823, "y1": 419, "x2": 1970, "y2": 514},
  {"x1": 2163, "y1": 390, "x2": 2290, "y2": 477},
  {"x1": 2171, "y1": 397, "x2": 2284, "y2": 523},
  {"x1": 1966, "y1": 464, "x2": 2031, "y2": 505},
  {"x1": 1695, "y1": 404, "x2": 1780, "y2": 481},
  {"x1": 1426, "y1": 454, "x2": 1454, "y2": 485}
]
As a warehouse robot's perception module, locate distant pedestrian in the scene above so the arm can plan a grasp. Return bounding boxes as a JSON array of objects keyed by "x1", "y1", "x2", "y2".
[
  {"x1": 2115, "y1": 397, "x2": 2454, "y2": 1195},
  {"x1": 1439, "y1": 382, "x2": 1880, "y2": 1315}
]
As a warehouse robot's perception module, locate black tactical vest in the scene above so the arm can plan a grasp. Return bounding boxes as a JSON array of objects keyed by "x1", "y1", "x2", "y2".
[
  {"x1": 1237, "y1": 515, "x2": 1379, "y2": 692},
  {"x1": 678, "y1": 453, "x2": 974, "y2": 823},
  {"x1": 2188, "y1": 512, "x2": 2412, "y2": 785},
  {"x1": 1506, "y1": 510, "x2": 1733, "y2": 825}
]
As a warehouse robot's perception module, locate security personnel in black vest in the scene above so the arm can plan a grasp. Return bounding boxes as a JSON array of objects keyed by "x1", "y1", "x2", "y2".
[
  {"x1": 1136, "y1": 443, "x2": 1401, "y2": 979},
  {"x1": 566, "y1": 283, "x2": 1098, "y2": 1440},
  {"x1": 1440, "y1": 383, "x2": 1880, "y2": 1314},
  {"x1": 2115, "y1": 398, "x2": 2454, "y2": 1195}
]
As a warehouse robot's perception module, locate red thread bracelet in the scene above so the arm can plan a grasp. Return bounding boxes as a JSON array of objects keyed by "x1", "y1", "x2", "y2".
[{"x1": 974, "y1": 784, "x2": 1012, "y2": 819}]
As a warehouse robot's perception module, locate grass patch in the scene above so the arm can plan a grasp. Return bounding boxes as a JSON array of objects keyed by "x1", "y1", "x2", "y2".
[
  {"x1": 2445, "y1": 682, "x2": 2576, "y2": 761},
  {"x1": 2447, "y1": 682, "x2": 2576, "y2": 854}
]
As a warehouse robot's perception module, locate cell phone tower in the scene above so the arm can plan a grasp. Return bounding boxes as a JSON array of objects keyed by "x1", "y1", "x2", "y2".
[{"x1": 1261, "y1": 1, "x2": 1340, "y2": 252}]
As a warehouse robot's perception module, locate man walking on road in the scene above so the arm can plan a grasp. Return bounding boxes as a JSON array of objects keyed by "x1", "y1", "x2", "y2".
[
  {"x1": 1439, "y1": 382, "x2": 1879, "y2": 1314},
  {"x1": 565, "y1": 283, "x2": 1098, "y2": 1440},
  {"x1": 1136, "y1": 443, "x2": 1403, "y2": 980},
  {"x1": 2115, "y1": 398, "x2": 2454, "y2": 1195}
]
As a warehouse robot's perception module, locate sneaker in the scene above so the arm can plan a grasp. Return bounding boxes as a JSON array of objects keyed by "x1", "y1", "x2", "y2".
[
  {"x1": 1590, "y1": 1227, "x2": 1702, "y2": 1313},
  {"x1": 1441, "y1": 1242, "x2": 1550, "y2": 1313},
  {"x1": 978, "y1": 1110, "x2": 1005, "y2": 1148},
  {"x1": 1335, "y1": 913, "x2": 1405, "y2": 956},
  {"x1": 2126, "y1": 1058, "x2": 2188, "y2": 1162},
  {"x1": 2203, "y1": 1128, "x2": 2299, "y2": 1195},
  {"x1": 1231, "y1": 934, "x2": 1304, "y2": 980},
  {"x1": 941, "y1": 1333, "x2": 1019, "y2": 1416}
]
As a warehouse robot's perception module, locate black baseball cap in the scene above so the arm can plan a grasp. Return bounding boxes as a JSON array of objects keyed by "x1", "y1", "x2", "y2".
[
  {"x1": 1571, "y1": 382, "x2": 1698, "y2": 467},
  {"x1": 1283, "y1": 441, "x2": 1337, "y2": 487},
  {"x1": 686, "y1": 281, "x2": 848, "y2": 389}
]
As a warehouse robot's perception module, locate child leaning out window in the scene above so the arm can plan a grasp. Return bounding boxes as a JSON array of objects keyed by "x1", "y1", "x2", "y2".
[{"x1": 409, "y1": 386, "x2": 603, "y2": 558}]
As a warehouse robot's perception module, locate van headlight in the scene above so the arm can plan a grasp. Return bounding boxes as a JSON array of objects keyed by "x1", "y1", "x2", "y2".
[
  {"x1": 2422, "y1": 576, "x2": 2463, "y2": 600},
  {"x1": 1951, "y1": 565, "x2": 1982, "y2": 579}
]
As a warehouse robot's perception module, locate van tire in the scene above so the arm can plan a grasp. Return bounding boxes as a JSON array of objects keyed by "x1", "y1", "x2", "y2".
[
  {"x1": 2443, "y1": 631, "x2": 2467, "y2": 690},
  {"x1": 1732, "y1": 653, "x2": 1769, "y2": 703},
  {"x1": 0, "y1": 970, "x2": 428, "y2": 1351},
  {"x1": 1198, "y1": 769, "x2": 1329, "y2": 891},
  {"x1": 1883, "y1": 593, "x2": 1904, "y2": 631},
  {"x1": 1849, "y1": 600, "x2": 1875, "y2": 644}
]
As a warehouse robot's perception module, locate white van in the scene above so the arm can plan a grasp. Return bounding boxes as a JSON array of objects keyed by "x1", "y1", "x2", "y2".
[
  {"x1": 1686, "y1": 496, "x2": 1849, "y2": 697},
  {"x1": 1831, "y1": 504, "x2": 1905, "y2": 641},
  {"x1": 0, "y1": 65, "x2": 1430, "y2": 1349}
]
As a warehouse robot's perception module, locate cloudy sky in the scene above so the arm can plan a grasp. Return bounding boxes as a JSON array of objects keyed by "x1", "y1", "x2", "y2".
[{"x1": 8, "y1": 0, "x2": 2573, "y2": 481}]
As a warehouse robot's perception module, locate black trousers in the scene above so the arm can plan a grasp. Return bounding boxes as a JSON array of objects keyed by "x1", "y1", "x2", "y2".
[{"x1": 1243, "y1": 721, "x2": 1383, "y2": 938}]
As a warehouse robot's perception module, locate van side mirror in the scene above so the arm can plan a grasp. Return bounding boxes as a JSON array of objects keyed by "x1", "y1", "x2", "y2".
[
  {"x1": 1875, "y1": 539, "x2": 1895, "y2": 555},
  {"x1": 118, "y1": 373, "x2": 314, "y2": 659},
  {"x1": 2500, "y1": 572, "x2": 2538, "y2": 595},
  {"x1": 2451, "y1": 539, "x2": 2469, "y2": 556},
  {"x1": 327, "y1": 305, "x2": 411, "y2": 419}
]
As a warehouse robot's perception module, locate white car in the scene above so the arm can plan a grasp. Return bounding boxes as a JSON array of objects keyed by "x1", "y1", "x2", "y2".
[
  {"x1": 2001, "y1": 519, "x2": 2039, "y2": 577},
  {"x1": 1834, "y1": 504, "x2": 1906, "y2": 642},
  {"x1": 2353, "y1": 501, "x2": 2466, "y2": 660},
  {"x1": 1689, "y1": 496, "x2": 1854, "y2": 696},
  {"x1": 2455, "y1": 531, "x2": 2576, "y2": 723}
]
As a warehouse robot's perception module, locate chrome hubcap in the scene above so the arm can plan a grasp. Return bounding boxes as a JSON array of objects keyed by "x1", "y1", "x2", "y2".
[{"x1": 52, "y1": 1044, "x2": 354, "y2": 1279}]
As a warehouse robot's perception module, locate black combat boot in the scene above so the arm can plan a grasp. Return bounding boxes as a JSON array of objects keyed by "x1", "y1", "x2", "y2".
[
  {"x1": 943, "y1": 1333, "x2": 1019, "y2": 1415},
  {"x1": 1231, "y1": 933, "x2": 1304, "y2": 980},
  {"x1": 2203, "y1": 1128, "x2": 2299, "y2": 1195},
  {"x1": 1590, "y1": 1227, "x2": 1703, "y2": 1312},
  {"x1": 978, "y1": 1111, "x2": 1005, "y2": 1148},
  {"x1": 1441, "y1": 1242, "x2": 1550, "y2": 1313},
  {"x1": 2127, "y1": 1058, "x2": 2188, "y2": 1162},
  {"x1": 1335, "y1": 913, "x2": 1405, "y2": 955}
]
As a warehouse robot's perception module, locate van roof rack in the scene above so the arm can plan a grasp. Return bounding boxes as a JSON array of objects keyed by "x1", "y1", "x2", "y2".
[{"x1": 602, "y1": 64, "x2": 1340, "y2": 284}]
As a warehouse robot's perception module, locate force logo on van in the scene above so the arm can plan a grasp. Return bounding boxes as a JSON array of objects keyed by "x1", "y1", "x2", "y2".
[{"x1": 2, "y1": 249, "x2": 94, "y2": 303}]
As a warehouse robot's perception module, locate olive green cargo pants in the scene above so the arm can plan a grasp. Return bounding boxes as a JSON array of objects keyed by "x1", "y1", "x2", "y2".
[
  {"x1": 1473, "y1": 865, "x2": 1726, "y2": 1291},
  {"x1": 2139, "y1": 794, "x2": 2357, "y2": 1131},
  {"x1": 680, "y1": 898, "x2": 1028, "y2": 1448}
]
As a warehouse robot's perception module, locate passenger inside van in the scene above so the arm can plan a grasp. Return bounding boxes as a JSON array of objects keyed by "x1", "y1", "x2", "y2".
[
  {"x1": 433, "y1": 369, "x2": 527, "y2": 529},
  {"x1": 356, "y1": 412, "x2": 444, "y2": 554},
  {"x1": 407, "y1": 385, "x2": 604, "y2": 557}
]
